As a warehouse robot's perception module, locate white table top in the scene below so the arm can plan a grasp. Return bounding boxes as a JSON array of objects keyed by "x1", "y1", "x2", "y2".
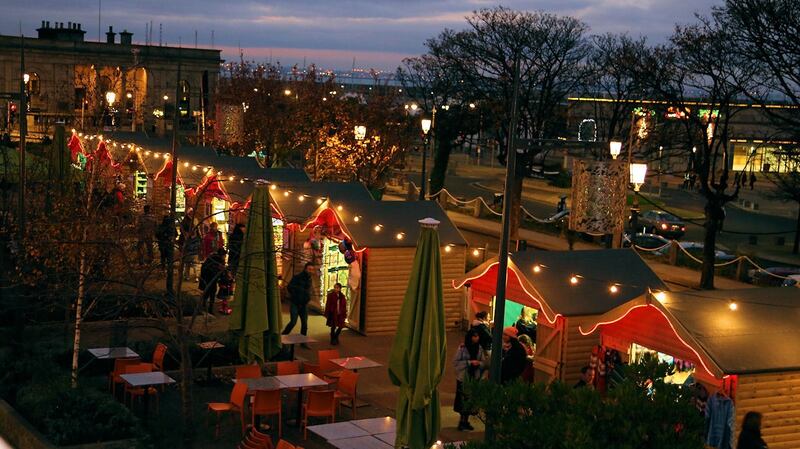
[
  {"x1": 374, "y1": 432, "x2": 396, "y2": 445},
  {"x1": 307, "y1": 422, "x2": 369, "y2": 440},
  {"x1": 88, "y1": 347, "x2": 139, "y2": 360},
  {"x1": 237, "y1": 377, "x2": 283, "y2": 391},
  {"x1": 329, "y1": 435, "x2": 392, "y2": 449},
  {"x1": 120, "y1": 371, "x2": 176, "y2": 387},
  {"x1": 351, "y1": 417, "x2": 396, "y2": 435},
  {"x1": 197, "y1": 341, "x2": 224, "y2": 350},
  {"x1": 274, "y1": 373, "x2": 328, "y2": 389},
  {"x1": 281, "y1": 334, "x2": 317, "y2": 345},
  {"x1": 330, "y1": 356, "x2": 383, "y2": 371}
]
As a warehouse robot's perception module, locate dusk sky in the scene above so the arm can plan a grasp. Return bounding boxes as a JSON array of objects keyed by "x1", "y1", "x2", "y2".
[{"x1": 4, "y1": 0, "x2": 721, "y2": 70}]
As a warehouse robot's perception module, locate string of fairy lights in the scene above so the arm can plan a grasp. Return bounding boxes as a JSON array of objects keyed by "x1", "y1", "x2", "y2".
[{"x1": 72, "y1": 132, "x2": 462, "y2": 252}]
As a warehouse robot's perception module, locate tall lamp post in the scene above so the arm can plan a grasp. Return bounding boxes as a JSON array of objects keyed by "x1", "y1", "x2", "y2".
[
  {"x1": 105, "y1": 91, "x2": 116, "y2": 127},
  {"x1": 629, "y1": 163, "x2": 648, "y2": 233},
  {"x1": 420, "y1": 117, "x2": 432, "y2": 200}
]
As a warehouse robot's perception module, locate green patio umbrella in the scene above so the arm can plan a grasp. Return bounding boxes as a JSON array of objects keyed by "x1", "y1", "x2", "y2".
[
  {"x1": 229, "y1": 186, "x2": 283, "y2": 363},
  {"x1": 388, "y1": 217, "x2": 447, "y2": 449}
]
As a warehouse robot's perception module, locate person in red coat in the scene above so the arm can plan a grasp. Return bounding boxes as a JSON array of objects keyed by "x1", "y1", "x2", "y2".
[{"x1": 324, "y1": 283, "x2": 347, "y2": 345}]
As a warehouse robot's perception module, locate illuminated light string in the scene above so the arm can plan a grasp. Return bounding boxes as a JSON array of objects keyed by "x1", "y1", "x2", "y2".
[{"x1": 78, "y1": 134, "x2": 463, "y2": 253}]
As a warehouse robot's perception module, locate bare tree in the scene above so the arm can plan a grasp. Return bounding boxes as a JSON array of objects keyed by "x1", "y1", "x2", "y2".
[{"x1": 636, "y1": 17, "x2": 757, "y2": 288}]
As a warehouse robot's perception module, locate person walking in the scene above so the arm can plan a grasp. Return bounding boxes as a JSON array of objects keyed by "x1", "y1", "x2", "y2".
[
  {"x1": 199, "y1": 248, "x2": 226, "y2": 315},
  {"x1": 136, "y1": 205, "x2": 157, "y2": 266},
  {"x1": 749, "y1": 172, "x2": 757, "y2": 190},
  {"x1": 500, "y1": 327, "x2": 527, "y2": 384},
  {"x1": 453, "y1": 328, "x2": 488, "y2": 431},
  {"x1": 155, "y1": 216, "x2": 177, "y2": 269},
  {"x1": 282, "y1": 262, "x2": 315, "y2": 338},
  {"x1": 737, "y1": 411, "x2": 768, "y2": 449},
  {"x1": 324, "y1": 282, "x2": 347, "y2": 345},
  {"x1": 227, "y1": 223, "x2": 245, "y2": 276}
]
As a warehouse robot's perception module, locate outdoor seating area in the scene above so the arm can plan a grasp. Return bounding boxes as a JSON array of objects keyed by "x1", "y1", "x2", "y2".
[{"x1": 83, "y1": 338, "x2": 387, "y2": 448}]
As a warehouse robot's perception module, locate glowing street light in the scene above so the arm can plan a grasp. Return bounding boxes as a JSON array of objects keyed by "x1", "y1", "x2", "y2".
[
  {"x1": 609, "y1": 141, "x2": 622, "y2": 160},
  {"x1": 629, "y1": 163, "x2": 648, "y2": 191},
  {"x1": 421, "y1": 118, "x2": 432, "y2": 136},
  {"x1": 354, "y1": 125, "x2": 367, "y2": 141},
  {"x1": 105, "y1": 91, "x2": 117, "y2": 107}
]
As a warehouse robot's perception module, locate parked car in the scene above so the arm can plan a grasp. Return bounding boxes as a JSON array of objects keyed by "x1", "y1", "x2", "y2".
[
  {"x1": 635, "y1": 210, "x2": 686, "y2": 238},
  {"x1": 747, "y1": 266, "x2": 800, "y2": 286},
  {"x1": 622, "y1": 233, "x2": 671, "y2": 253}
]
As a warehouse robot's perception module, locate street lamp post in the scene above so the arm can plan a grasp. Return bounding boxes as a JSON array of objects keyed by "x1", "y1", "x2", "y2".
[
  {"x1": 629, "y1": 163, "x2": 648, "y2": 233},
  {"x1": 420, "y1": 115, "x2": 432, "y2": 200},
  {"x1": 105, "y1": 91, "x2": 116, "y2": 126}
]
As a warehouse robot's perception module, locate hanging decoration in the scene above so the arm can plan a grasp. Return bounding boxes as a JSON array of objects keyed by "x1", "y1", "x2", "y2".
[
  {"x1": 185, "y1": 173, "x2": 230, "y2": 202},
  {"x1": 68, "y1": 132, "x2": 84, "y2": 162},
  {"x1": 85, "y1": 140, "x2": 120, "y2": 173},
  {"x1": 569, "y1": 159, "x2": 627, "y2": 235},
  {"x1": 153, "y1": 158, "x2": 184, "y2": 187}
]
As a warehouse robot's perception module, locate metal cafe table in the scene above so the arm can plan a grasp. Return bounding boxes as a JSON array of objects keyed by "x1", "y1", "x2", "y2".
[
  {"x1": 273, "y1": 373, "x2": 328, "y2": 425},
  {"x1": 280, "y1": 334, "x2": 317, "y2": 361},
  {"x1": 120, "y1": 371, "x2": 175, "y2": 421},
  {"x1": 309, "y1": 417, "x2": 396, "y2": 449},
  {"x1": 330, "y1": 356, "x2": 383, "y2": 407},
  {"x1": 88, "y1": 347, "x2": 139, "y2": 360}
]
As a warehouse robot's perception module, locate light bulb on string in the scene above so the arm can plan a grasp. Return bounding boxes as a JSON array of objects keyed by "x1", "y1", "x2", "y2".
[
  {"x1": 316, "y1": 198, "x2": 323, "y2": 205},
  {"x1": 298, "y1": 194, "x2": 305, "y2": 202},
  {"x1": 729, "y1": 301, "x2": 738, "y2": 311},
  {"x1": 284, "y1": 191, "x2": 290, "y2": 197},
  {"x1": 396, "y1": 232, "x2": 405, "y2": 240},
  {"x1": 609, "y1": 284, "x2": 619, "y2": 294},
  {"x1": 337, "y1": 205, "x2": 343, "y2": 211},
  {"x1": 654, "y1": 291, "x2": 667, "y2": 303},
  {"x1": 374, "y1": 224, "x2": 383, "y2": 232},
  {"x1": 569, "y1": 275, "x2": 579, "y2": 285},
  {"x1": 532, "y1": 264, "x2": 541, "y2": 273},
  {"x1": 183, "y1": 162, "x2": 189, "y2": 167},
  {"x1": 444, "y1": 244, "x2": 453, "y2": 253},
  {"x1": 270, "y1": 184, "x2": 278, "y2": 190},
  {"x1": 353, "y1": 216, "x2": 360, "y2": 222}
]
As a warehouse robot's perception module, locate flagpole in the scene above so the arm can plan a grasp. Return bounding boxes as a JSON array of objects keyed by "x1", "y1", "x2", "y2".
[
  {"x1": 18, "y1": 31, "x2": 27, "y2": 240},
  {"x1": 486, "y1": 54, "x2": 521, "y2": 441}
]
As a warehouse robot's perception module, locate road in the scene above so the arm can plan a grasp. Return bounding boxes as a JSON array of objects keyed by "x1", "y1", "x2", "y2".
[{"x1": 403, "y1": 156, "x2": 798, "y2": 254}]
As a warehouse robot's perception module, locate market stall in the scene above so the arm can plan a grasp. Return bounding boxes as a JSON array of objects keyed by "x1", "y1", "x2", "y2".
[
  {"x1": 453, "y1": 249, "x2": 667, "y2": 385},
  {"x1": 289, "y1": 199, "x2": 467, "y2": 335},
  {"x1": 579, "y1": 287, "x2": 800, "y2": 449}
]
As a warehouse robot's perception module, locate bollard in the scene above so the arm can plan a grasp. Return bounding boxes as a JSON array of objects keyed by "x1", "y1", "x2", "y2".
[
  {"x1": 668, "y1": 240, "x2": 679, "y2": 265},
  {"x1": 472, "y1": 199, "x2": 482, "y2": 217}
]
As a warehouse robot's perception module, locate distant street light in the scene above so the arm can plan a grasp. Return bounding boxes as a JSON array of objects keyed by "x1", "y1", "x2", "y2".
[
  {"x1": 105, "y1": 91, "x2": 117, "y2": 107},
  {"x1": 284, "y1": 89, "x2": 292, "y2": 96},
  {"x1": 23, "y1": 73, "x2": 30, "y2": 84},
  {"x1": 420, "y1": 116, "x2": 434, "y2": 200},
  {"x1": 354, "y1": 125, "x2": 367, "y2": 141},
  {"x1": 609, "y1": 141, "x2": 622, "y2": 159}
]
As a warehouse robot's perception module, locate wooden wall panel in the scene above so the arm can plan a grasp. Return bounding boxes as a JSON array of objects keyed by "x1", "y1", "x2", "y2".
[
  {"x1": 364, "y1": 246, "x2": 466, "y2": 335},
  {"x1": 736, "y1": 372, "x2": 800, "y2": 449},
  {"x1": 562, "y1": 316, "x2": 600, "y2": 387}
]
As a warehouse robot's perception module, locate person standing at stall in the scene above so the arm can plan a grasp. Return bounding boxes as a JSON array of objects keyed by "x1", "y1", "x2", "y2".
[
  {"x1": 227, "y1": 223, "x2": 245, "y2": 277},
  {"x1": 324, "y1": 282, "x2": 347, "y2": 345},
  {"x1": 155, "y1": 216, "x2": 177, "y2": 269},
  {"x1": 500, "y1": 327, "x2": 527, "y2": 384},
  {"x1": 737, "y1": 411, "x2": 768, "y2": 449},
  {"x1": 470, "y1": 311, "x2": 493, "y2": 353},
  {"x1": 453, "y1": 328, "x2": 488, "y2": 431},
  {"x1": 282, "y1": 262, "x2": 315, "y2": 338},
  {"x1": 202, "y1": 222, "x2": 224, "y2": 260}
]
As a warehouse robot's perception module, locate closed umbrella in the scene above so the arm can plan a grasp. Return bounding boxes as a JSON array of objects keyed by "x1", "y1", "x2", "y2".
[
  {"x1": 229, "y1": 186, "x2": 282, "y2": 363},
  {"x1": 388, "y1": 217, "x2": 446, "y2": 449}
]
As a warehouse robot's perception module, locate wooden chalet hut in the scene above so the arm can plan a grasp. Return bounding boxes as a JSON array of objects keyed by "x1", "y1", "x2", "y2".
[
  {"x1": 453, "y1": 249, "x2": 667, "y2": 385},
  {"x1": 580, "y1": 287, "x2": 800, "y2": 449}
]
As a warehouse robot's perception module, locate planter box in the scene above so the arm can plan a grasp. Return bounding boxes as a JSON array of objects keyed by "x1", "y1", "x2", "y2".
[{"x1": 0, "y1": 399, "x2": 137, "y2": 449}]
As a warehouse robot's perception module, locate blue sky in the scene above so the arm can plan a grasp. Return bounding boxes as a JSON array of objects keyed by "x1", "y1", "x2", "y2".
[{"x1": 3, "y1": 0, "x2": 721, "y2": 69}]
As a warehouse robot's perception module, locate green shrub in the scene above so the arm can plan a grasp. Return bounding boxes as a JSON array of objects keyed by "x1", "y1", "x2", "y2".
[
  {"x1": 16, "y1": 377, "x2": 140, "y2": 446},
  {"x1": 461, "y1": 354, "x2": 705, "y2": 449}
]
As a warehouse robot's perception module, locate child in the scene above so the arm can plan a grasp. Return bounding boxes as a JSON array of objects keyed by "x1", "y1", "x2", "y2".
[{"x1": 217, "y1": 268, "x2": 234, "y2": 315}]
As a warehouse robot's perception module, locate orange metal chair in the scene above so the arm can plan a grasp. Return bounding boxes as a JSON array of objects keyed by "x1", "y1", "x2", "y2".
[
  {"x1": 123, "y1": 363, "x2": 160, "y2": 411},
  {"x1": 152, "y1": 343, "x2": 168, "y2": 371},
  {"x1": 109, "y1": 357, "x2": 141, "y2": 392},
  {"x1": 238, "y1": 428, "x2": 274, "y2": 449},
  {"x1": 276, "y1": 361, "x2": 301, "y2": 376},
  {"x1": 236, "y1": 364, "x2": 262, "y2": 380},
  {"x1": 207, "y1": 381, "x2": 248, "y2": 438},
  {"x1": 317, "y1": 349, "x2": 343, "y2": 380},
  {"x1": 301, "y1": 390, "x2": 336, "y2": 439},
  {"x1": 275, "y1": 440, "x2": 296, "y2": 449},
  {"x1": 251, "y1": 389, "x2": 282, "y2": 438},
  {"x1": 333, "y1": 370, "x2": 359, "y2": 419}
]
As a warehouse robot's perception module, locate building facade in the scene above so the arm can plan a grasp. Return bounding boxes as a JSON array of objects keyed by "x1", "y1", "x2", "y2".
[{"x1": 0, "y1": 21, "x2": 221, "y2": 139}]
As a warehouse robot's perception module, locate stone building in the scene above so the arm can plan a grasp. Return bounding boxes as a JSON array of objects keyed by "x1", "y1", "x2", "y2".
[{"x1": 0, "y1": 21, "x2": 221, "y2": 139}]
